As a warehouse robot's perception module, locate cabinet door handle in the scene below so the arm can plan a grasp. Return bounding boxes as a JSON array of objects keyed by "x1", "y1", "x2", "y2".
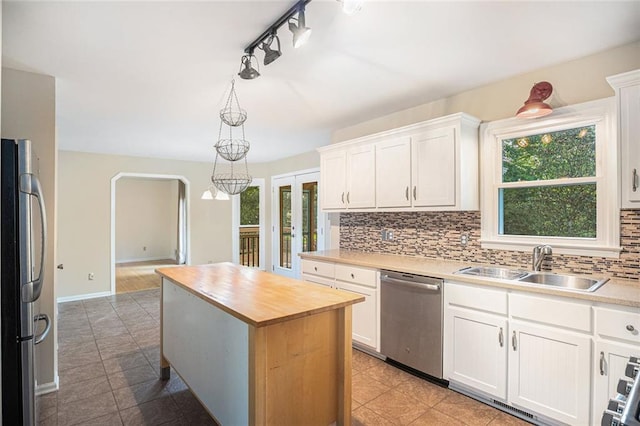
[
  {"x1": 498, "y1": 327, "x2": 504, "y2": 347},
  {"x1": 350, "y1": 273, "x2": 355, "y2": 279},
  {"x1": 626, "y1": 324, "x2": 635, "y2": 332},
  {"x1": 347, "y1": 192, "x2": 350, "y2": 204},
  {"x1": 341, "y1": 192, "x2": 345, "y2": 204},
  {"x1": 314, "y1": 266, "x2": 318, "y2": 272},
  {"x1": 512, "y1": 331, "x2": 517, "y2": 351},
  {"x1": 405, "y1": 186, "x2": 409, "y2": 200},
  {"x1": 600, "y1": 351, "x2": 606, "y2": 376},
  {"x1": 413, "y1": 186, "x2": 417, "y2": 200},
  {"x1": 633, "y1": 169, "x2": 638, "y2": 192}
]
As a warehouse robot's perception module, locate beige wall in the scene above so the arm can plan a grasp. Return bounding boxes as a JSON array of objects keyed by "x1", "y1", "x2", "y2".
[
  {"x1": 2, "y1": 68, "x2": 58, "y2": 389},
  {"x1": 57, "y1": 151, "x2": 235, "y2": 298},
  {"x1": 115, "y1": 178, "x2": 178, "y2": 262},
  {"x1": 333, "y1": 40, "x2": 640, "y2": 143}
]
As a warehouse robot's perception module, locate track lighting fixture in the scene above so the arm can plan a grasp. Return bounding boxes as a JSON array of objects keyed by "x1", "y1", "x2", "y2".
[
  {"x1": 259, "y1": 33, "x2": 282, "y2": 66},
  {"x1": 238, "y1": 53, "x2": 260, "y2": 80},
  {"x1": 288, "y1": 6, "x2": 312, "y2": 48}
]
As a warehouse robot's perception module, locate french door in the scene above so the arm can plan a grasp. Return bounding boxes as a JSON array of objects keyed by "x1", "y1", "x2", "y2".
[{"x1": 272, "y1": 171, "x2": 324, "y2": 278}]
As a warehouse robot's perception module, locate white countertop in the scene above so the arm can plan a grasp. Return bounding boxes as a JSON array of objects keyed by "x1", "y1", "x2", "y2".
[{"x1": 300, "y1": 249, "x2": 640, "y2": 308}]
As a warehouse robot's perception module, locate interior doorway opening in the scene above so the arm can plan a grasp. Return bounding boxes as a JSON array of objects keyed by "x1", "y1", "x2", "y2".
[{"x1": 110, "y1": 173, "x2": 190, "y2": 295}]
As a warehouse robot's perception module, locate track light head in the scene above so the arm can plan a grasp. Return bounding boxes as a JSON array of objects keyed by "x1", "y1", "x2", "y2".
[
  {"x1": 238, "y1": 53, "x2": 260, "y2": 80},
  {"x1": 259, "y1": 34, "x2": 282, "y2": 66},
  {"x1": 288, "y1": 7, "x2": 311, "y2": 48}
]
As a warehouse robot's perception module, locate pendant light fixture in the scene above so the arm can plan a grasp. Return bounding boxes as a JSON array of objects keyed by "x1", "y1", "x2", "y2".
[
  {"x1": 288, "y1": 5, "x2": 312, "y2": 48},
  {"x1": 516, "y1": 82, "x2": 553, "y2": 118}
]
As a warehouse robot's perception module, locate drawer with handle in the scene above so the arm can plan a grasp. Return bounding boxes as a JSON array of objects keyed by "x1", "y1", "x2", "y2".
[
  {"x1": 335, "y1": 264, "x2": 378, "y2": 288},
  {"x1": 596, "y1": 306, "x2": 640, "y2": 344},
  {"x1": 301, "y1": 259, "x2": 335, "y2": 279}
]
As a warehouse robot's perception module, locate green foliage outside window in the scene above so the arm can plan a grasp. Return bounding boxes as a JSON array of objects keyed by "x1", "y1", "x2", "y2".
[
  {"x1": 240, "y1": 186, "x2": 260, "y2": 226},
  {"x1": 500, "y1": 125, "x2": 597, "y2": 238}
]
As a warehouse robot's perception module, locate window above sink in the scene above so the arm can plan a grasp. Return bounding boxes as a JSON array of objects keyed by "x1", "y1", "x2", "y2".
[{"x1": 480, "y1": 98, "x2": 621, "y2": 258}]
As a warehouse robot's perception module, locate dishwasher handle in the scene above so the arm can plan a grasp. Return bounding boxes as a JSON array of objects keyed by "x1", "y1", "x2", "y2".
[{"x1": 382, "y1": 275, "x2": 441, "y2": 292}]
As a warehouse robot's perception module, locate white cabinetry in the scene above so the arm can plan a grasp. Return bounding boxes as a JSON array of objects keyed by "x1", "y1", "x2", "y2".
[
  {"x1": 375, "y1": 137, "x2": 411, "y2": 208},
  {"x1": 320, "y1": 150, "x2": 347, "y2": 209},
  {"x1": 592, "y1": 305, "x2": 640, "y2": 422},
  {"x1": 318, "y1": 112, "x2": 480, "y2": 212},
  {"x1": 444, "y1": 282, "x2": 593, "y2": 425},
  {"x1": 319, "y1": 145, "x2": 375, "y2": 210},
  {"x1": 300, "y1": 259, "x2": 380, "y2": 351},
  {"x1": 608, "y1": 69, "x2": 640, "y2": 208},
  {"x1": 412, "y1": 127, "x2": 456, "y2": 207},
  {"x1": 444, "y1": 282, "x2": 508, "y2": 400}
]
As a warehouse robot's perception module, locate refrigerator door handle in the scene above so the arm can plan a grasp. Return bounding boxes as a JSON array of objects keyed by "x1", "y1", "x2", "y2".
[
  {"x1": 20, "y1": 173, "x2": 47, "y2": 303},
  {"x1": 34, "y1": 314, "x2": 51, "y2": 345}
]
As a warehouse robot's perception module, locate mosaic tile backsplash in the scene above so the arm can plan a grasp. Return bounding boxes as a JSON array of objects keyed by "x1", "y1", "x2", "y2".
[{"x1": 339, "y1": 210, "x2": 640, "y2": 281}]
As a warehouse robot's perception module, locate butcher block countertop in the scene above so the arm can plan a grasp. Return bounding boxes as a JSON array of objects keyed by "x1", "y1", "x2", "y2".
[
  {"x1": 300, "y1": 250, "x2": 640, "y2": 308},
  {"x1": 156, "y1": 262, "x2": 364, "y2": 328}
]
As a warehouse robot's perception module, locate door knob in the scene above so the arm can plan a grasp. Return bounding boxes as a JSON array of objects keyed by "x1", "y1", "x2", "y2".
[{"x1": 57, "y1": 264, "x2": 64, "y2": 270}]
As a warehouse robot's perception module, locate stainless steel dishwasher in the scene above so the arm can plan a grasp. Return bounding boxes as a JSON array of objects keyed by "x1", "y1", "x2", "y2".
[{"x1": 380, "y1": 270, "x2": 443, "y2": 379}]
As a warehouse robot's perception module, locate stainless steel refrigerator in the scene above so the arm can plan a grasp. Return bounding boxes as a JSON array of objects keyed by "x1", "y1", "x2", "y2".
[{"x1": 1, "y1": 138, "x2": 50, "y2": 425}]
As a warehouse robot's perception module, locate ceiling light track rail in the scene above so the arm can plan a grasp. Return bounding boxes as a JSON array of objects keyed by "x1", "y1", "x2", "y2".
[{"x1": 243, "y1": 0, "x2": 313, "y2": 55}]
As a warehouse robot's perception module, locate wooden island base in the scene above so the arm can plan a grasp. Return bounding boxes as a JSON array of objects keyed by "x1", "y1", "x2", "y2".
[{"x1": 157, "y1": 263, "x2": 363, "y2": 426}]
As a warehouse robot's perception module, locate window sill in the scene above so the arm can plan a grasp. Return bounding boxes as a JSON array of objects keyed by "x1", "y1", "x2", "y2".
[{"x1": 479, "y1": 239, "x2": 622, "y2": 259}]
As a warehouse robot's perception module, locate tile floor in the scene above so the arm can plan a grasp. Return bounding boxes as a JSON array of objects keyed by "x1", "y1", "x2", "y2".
[{"x1": 42, "y1": 288, "x2": 530, "y2": 425}]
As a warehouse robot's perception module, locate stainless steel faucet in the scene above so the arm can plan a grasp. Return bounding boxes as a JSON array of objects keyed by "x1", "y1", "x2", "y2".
[{"x1": 532, "y1": 244, "x2": 553, "y2": 271}]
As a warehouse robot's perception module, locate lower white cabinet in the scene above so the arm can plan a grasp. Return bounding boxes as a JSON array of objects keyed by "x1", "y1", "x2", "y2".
[
  {"x1": 444, "y1": 281, "x2": 594, "y2": 426},
  {"x1": 508, "y1": 320, "x2": 591, "y2": 425},
  {"x1": 592, "y1": 305, "x2": 640, "y2": 422},
  {"x1": 335, "y1": 281, "x2": 378, "y2": 349},
  {"x1": 445, "y1": 306, "x2": 507, "y2": 399},
  {"x1": 300, "y1": 259, "x2": 380, "y2": 351}
]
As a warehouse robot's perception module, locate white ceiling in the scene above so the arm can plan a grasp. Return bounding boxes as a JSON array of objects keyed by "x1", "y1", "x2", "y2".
[{"x1": 3, "y1": 1, "x2": 640, "y2": 163}]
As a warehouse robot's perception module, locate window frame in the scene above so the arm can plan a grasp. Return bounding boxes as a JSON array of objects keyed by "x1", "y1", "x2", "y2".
[{"x1": 480, "y1": 98, "x2": 620, "y2": 258}]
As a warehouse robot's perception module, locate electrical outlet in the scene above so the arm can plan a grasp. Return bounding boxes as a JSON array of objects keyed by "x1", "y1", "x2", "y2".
[
  {"x1": 460, "y1": 234, "x2": 469, "y2": 246},
  {"x1": 88, "y1": 273, "x2": 95, "y2": 280},
  {"x1": 387, "y1": 231, "x2": 394, "y2": 241},
  {"x1": 381, "y1": 230, "x2": 387, "y2": 240}
]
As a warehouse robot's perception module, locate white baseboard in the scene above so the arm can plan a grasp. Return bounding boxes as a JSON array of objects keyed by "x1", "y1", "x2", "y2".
[
  {"x1": 57, "y1": 291, "x2": 112, "y2": 303},
  {"x1": 36, "y1": 376, "x2": 59, "y2": 395},
  {"x1": 116, "y1": 256, "x2": 175, "y2": 264}
]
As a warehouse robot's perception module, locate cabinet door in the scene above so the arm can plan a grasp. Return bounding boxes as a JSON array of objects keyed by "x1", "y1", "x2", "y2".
[
  {"x1": 375, "y1": 137, "x2": 412, "y2": 208},
  {"x1": 508, "y1": 321, "x2": 591, "y2": 425},
  {"x1": 346, "y1": 145, "x2": 376, "y2": 209},
  {"x1": 444, "y1": 306, "x2": 508, "y2": 400},
  {"x1": 411, "y1": 127, "x2": 456, "y2": 207},
  {"x1": 320, "y1": 150, "x2": 347, "y2": 210},
  {"x1": 336, "y1": 281, "x2": 377, "y2": 350},
  {"x1": 593, "y1": 340, "x2": 640, "y2": 422},
  {"x1": 620, "y1": 83, "x2": 640, "y2": 206}
]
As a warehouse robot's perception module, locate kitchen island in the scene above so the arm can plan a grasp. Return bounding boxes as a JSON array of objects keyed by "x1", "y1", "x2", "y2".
[{"x1": 156, "y1": 262, "x2": 364, "y2": 426}]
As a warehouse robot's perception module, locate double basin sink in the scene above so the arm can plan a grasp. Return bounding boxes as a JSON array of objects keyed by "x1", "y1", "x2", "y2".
[{"x1": 456, "y1": 266, "x2": 609, "y2": 292}]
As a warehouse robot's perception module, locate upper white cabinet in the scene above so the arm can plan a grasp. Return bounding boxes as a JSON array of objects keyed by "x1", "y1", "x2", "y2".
[
  {"x1": 608, "y1": 69, "x2": 640, "y2": 208},
  {"x1": 319, "y1": 113, "x2": 481, "y2": 212},
  {"x1": 375, "y1": 137, "x2": 412, "y2": 208},
  {"x1": 320, "y1": 145, "x2": 375, "y2": 210}
]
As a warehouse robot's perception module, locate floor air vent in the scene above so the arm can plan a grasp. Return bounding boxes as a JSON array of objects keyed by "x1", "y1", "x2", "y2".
[{"x1": 492, "y1": 399, "x2": 535, "y2": 419}]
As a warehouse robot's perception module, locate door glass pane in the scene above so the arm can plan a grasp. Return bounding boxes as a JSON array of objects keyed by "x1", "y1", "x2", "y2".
[
  {"x1": 239, "y1": 186, "x2": 260, "y2": 267},
  {"x1": 499, "y1": 183, "x2": 596, "y2": 237},
  {"x1": 279, "y1": 185, "x2": 292, "y2": 268},
  {"x1": 301, "y1": 182, "x2": 318, "y2": 252}
]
